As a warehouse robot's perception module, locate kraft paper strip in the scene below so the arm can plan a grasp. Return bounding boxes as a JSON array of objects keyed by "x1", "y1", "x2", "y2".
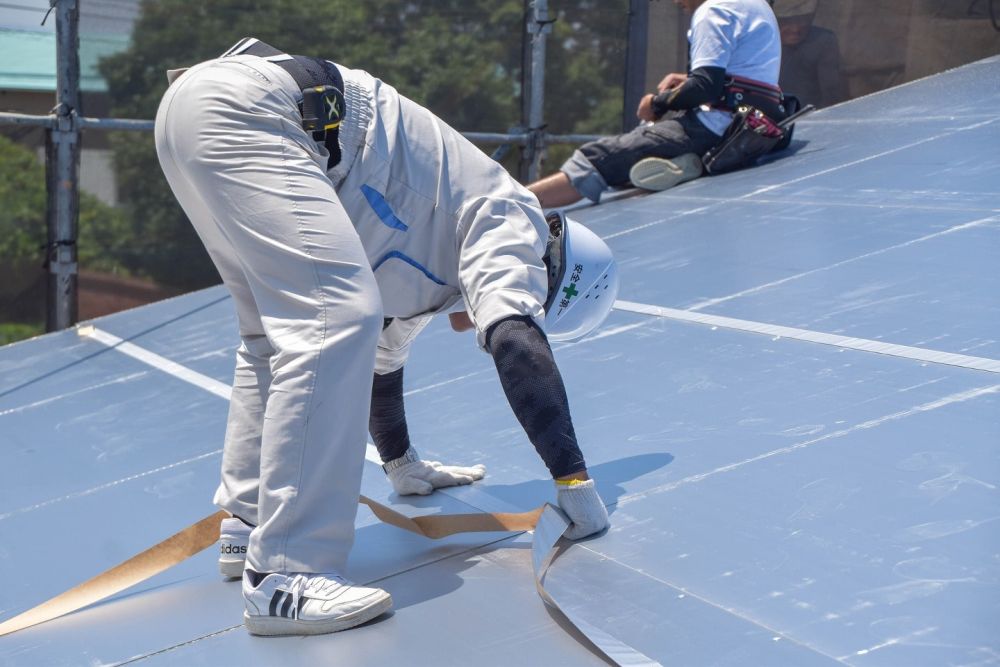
[
  {"x1": 0, "y1": 500, "x2": 542, "y2": 638},
  {"x1": 0, "y1": 499, "x2": 657, "y2": 667},
  {"x1": 358, "y1": 495, "x2": 543, "y2": 539},
  {"x1": 0, "y1": 509, "x2": 229, "y2": 638}
]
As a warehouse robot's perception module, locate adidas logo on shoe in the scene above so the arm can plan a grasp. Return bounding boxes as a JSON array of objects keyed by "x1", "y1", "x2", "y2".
[
  {"x1": 219, "y1": 517, "x2": 251, "y2": 579},
  {"x1": 243, "y1": 569, "x2": 393, "y2": 636}
]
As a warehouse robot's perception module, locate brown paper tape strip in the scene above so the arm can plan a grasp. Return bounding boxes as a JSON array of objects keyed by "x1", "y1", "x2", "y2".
[
  {"x1": 359, "y1": 495, "x2": 544, "y2": 538},
  {"x1": 0, "y1": 509, "x2": 229, "y2": 638},
  {"x1": 0, "y1": 497, "x2": 541, "y2": 638},
  {"x1": 0, "y1": 496, "x2": 657, "y2": 666}
]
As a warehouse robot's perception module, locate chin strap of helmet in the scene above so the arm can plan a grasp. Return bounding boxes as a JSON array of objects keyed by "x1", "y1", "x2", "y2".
[{"x1": 542, "y1": 211, "x2": 568, "y2": 313}]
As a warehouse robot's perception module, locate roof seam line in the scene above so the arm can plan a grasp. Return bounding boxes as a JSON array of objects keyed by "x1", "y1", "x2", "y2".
[
  {"x1": 571, "y1": 544, "x2": 850, "y2": 665},
  {"x1": 613, "y1": 299, "x2": 1000, "y2": 374}
]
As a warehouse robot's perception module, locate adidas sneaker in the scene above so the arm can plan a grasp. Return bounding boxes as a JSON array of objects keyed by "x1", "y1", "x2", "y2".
[
  {"x1": 219, "y1": 517, "x2": 250, "y2": 579},
  {"x1": 242, "y1": 569, "x2": 393, "y2": 636},
  {"x1": 628, "y1": 153, "x2": 703, "y2": 192}
]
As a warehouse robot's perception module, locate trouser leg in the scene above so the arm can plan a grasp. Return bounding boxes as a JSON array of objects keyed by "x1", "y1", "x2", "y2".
[
  {"x1": 153, "y1": 102, "x2": 272, "y2": 527},
  {"x1": 563, "y1": 111, "x2": 721, "y2": 200},
  {"x1": 217, "y1": 334, "x2": 274, "y2": 524},
  {"x1": 155, "y1": 61, "x2": 382, "y2": 574}
]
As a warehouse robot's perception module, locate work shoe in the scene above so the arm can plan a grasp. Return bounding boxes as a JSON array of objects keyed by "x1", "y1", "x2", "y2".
[
  {"x1": 628, "y1": 153, "x2": 703, "y2": 192},
  {"x1": 219, "y1": 517, "x2": 250, "y2": 579},
  {"x1": 242, "y1": 569, "x2": 393, "y2": 636}
]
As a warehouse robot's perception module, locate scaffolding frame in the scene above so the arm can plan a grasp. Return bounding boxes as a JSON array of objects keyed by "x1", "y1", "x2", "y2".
[{"x1": 0, "y1": 0, "x2": 655, "y2": 331}]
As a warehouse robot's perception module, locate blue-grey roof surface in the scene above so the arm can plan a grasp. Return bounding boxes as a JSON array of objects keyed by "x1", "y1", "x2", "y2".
[{"x1": 0, "y1": 55, "x2": 998, "y2": 666}]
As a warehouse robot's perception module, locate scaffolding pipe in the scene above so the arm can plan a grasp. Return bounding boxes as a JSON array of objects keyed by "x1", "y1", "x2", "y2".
[
  {"x1": 0, "y1": 112, "x2": 56, "y2": 128},
  {"x1": 0, "y1": 113, "x2": 153, "y2": 132},
  {"x1": 78, "y1": 117, "x2": 154, "y2": 131},
  {"x1": 519, "y1": 0, "x2": 551, "y2": 183},
  {"x1": 0, "y1": 116, "x2": 602, "y2": 144},
  {"x1": 45, "y1": 0, "x2": 81, "y2": 332},
  {"x1": 623, "y1": 0, "x2": 650, "y2": 133},
  {"x1": 465, "y1": 131, "x2": 602, "y2": 146}
]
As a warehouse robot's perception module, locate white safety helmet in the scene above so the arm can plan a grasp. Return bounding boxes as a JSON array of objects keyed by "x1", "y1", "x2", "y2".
[{"x1": 543, "y1": 212, "x2": 619, "y2": 341}]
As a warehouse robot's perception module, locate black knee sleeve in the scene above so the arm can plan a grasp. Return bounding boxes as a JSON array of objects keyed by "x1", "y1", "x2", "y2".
[
  {"x1": 486, "y1": 316, "x2": 586, "y2": 478},
  {"x1": 369, "y1": 368, "x2": 410, "y2": 462}
]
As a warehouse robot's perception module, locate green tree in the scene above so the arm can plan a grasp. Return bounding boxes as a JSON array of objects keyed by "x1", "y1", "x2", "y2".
[
  {"x1": 0, "y1": 134, "x2": 131, "y2": 277},
  {"x1": 99, "y1": 0, "x2": 628, "y2": 289},
  {"x1": 0, "y1": 134, "x2": 132, "y2": 336}
]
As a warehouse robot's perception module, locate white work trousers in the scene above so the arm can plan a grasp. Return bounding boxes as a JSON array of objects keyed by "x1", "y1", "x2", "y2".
[{"x1": 154, "y1": 58, "x2": 383, "y2": 574}]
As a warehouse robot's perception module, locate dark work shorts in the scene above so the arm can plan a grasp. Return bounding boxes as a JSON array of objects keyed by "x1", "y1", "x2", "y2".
[{"x1": 578, "y1": 110, "x2": 722, "y2": 188}]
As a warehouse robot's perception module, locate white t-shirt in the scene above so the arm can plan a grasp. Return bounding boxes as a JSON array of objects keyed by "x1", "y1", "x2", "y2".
[{"x1": 688, "y1": 0, "x2": 782, "y2": 135}]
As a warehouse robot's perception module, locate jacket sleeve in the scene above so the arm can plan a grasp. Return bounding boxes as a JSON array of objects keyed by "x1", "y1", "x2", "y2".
[{"x1": 651, "y1": 66, "x2": 726, "y2": 117}]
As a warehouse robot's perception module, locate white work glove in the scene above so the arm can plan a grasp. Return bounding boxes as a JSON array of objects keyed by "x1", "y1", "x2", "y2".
[
  {"x1": 383, "y1": 447, "x2": 486, "y2": 496},
  {"x1": 555, "y1": 479, "x2": 609, "y2": 540}
]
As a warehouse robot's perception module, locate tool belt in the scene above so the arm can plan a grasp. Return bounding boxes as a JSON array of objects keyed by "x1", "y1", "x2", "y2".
[
  {"x1": 712, "y1": 74, "x2": 787, "y2": 121},
  {"x1": 221, "y1": 38, "x2": 346, "y2": 169},
  {"x1": 702, "y1": 101, "x2": 815, "y2": 175}
]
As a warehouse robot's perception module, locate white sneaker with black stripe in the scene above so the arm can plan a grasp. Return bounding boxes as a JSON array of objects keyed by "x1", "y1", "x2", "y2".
[
  {"x1": 219, "y1": 517, "x2": 250, "y2": 579},
  {"x1": 242, "y1": 569, "x2": 393, "y2": 636}
]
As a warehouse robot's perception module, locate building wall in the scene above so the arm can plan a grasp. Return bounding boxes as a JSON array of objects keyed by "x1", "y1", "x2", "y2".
[{"x1": 1, "y1": 89, "x2": 118, "y2": 206}]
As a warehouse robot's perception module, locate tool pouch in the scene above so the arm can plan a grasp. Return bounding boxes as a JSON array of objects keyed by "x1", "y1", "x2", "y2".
[
  {"x1": 702, "y1": 106, "x2": 785, "y2": 175},
  {"x1": 300, "y1": 83, "x2": 346, "y2": 166}
]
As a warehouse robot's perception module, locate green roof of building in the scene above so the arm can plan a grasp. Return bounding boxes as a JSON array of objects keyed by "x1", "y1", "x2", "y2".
[{"x1": 0, "y1": 28, "x2": 130, "y2": 93}]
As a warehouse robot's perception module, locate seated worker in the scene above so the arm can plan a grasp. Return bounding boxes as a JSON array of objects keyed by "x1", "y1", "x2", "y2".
[
  {"x1": 774, "y1": 0, "x2": 847, "y2": 108},
  {"x1": 528, "y1": 0, "x2": 784, "y2": 208},
  {"x1": 156, "y1": 37, "x2": 617, "y2": 638}
]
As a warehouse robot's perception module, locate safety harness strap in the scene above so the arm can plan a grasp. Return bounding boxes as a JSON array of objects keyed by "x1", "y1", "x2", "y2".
[{"x1": 222, "y1": 37, "x2": 345, "y2": 168}]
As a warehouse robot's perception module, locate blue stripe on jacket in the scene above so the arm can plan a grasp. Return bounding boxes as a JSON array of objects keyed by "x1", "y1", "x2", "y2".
[
  {"x1": 373, "y1": 251, "x2": 447, "y2": 286},
  {"x1": 361, "y1": 184, "x2": 409, "y2": 231}
]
